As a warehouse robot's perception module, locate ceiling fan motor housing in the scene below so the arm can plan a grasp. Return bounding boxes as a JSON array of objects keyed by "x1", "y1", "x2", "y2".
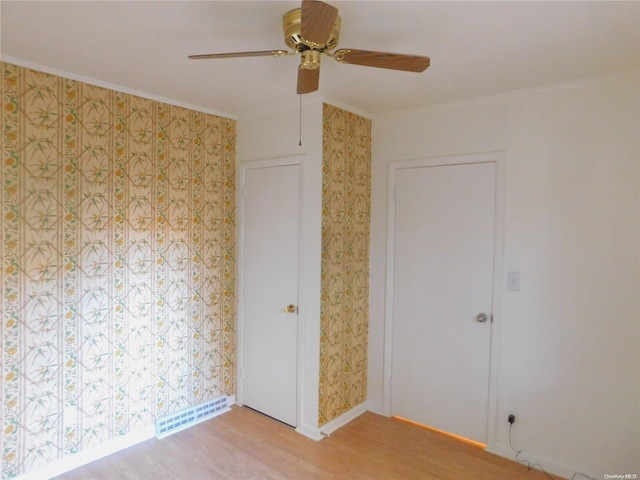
[{"x1": 283, "y1": 8, "x2": 341, "y2": 52}]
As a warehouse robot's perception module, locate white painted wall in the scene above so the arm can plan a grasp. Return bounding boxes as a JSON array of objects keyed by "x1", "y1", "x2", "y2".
[
  {"x1": 369, "y1": 71, "x2": 640, "y2": 478},
  {"x1": 237, "y1": 99, "x2": 324, "y2": 439}
]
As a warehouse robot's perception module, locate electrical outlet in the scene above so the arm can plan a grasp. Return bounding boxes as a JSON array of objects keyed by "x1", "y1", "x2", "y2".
[{"x1": 508, "y1": 414, "x2": 516, "y2": 424}]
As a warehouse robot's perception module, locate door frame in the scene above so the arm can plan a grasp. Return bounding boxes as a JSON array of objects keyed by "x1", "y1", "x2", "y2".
[
  {"x1": 237, "y1": 155, "x2": 305, "y2": 426},
  {"x1": 382, "y1": 151, "x2": 505, "y2": 449}
]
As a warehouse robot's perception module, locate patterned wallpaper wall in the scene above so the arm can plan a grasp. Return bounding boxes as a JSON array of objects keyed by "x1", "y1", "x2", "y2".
[
  {"x1": 0, "y1": 62, "x2": 236, "y2": 478},
  {"x1": 319, "y1": 104, "x2": 371, "y2": 426}
]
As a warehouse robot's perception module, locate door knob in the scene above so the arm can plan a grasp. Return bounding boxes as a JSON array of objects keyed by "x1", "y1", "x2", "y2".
[
  {"x1": 476, "y1": 313, "x2": 488, "y2": 323},
  {"x1": 284, "y1": 304, "x2": 297, "y2": 314}
]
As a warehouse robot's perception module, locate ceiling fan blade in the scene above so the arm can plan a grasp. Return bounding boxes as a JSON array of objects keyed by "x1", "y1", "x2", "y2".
[
  {"x1": 297, "y1": 67, "x2": 320, "y2": 94},
  {"x1": 333, "y1": 49, "x2": 430, "y2": 72},
  {"x1": 189, "y1": 50, "x2": 290, "y2": 60},
  {"x1": 301, "y1": 0, "x2": 339, "y2": 46}
]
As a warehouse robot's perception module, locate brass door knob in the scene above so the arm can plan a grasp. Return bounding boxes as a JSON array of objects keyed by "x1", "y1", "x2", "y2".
[{"x1": 284, "y1": 304, "x2": 297, "y2": 314}]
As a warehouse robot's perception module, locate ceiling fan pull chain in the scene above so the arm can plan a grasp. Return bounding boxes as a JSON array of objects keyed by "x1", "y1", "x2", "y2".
[{"x1": 299, "y1": 94, "x2": 303, "y2": 146}]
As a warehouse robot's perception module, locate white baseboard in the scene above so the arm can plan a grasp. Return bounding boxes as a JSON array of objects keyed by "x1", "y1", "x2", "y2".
[
  {"x1": 295, "y1": 402, "x2": 371, "y2": 441},
  {"x1": 295, "y1": 423, "x2": 325, "y2": 441},
  {"x1": 319, "y1": 402, "x2": 370, "y2": 437},
  {"x1": 15, "y1": 425, "x2": 156, "y2": 480},
  {"x1": 485, "y1": 443, "x2": 597, "y2": 480},
  {"x1": 363, "y1": 400, "x2": 388, "y2": 417},
  {"x1": 16, "y1": 396, "x2": 237, "y2": 480},
  {"x1": 14, "y1": 399, "x2": 410, "y2": 479}
]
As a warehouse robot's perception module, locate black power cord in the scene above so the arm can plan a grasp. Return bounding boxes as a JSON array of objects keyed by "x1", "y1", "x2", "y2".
[{"x1": 508, "y1": 423, "x2": 598, "y2": 480}]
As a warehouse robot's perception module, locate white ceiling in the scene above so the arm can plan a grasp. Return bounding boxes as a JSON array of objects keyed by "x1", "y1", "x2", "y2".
[{"x1": 2, "y1": 1, "x2": 639, "y2": 117}]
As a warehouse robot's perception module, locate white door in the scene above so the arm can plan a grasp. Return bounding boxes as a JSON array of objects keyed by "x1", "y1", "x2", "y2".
[
  {"x1": 390, "y1": 161, "x2": 495, "y2": 444},
  {"x1": 241, "y1": 163, "x2": 300, "y2": 427}
]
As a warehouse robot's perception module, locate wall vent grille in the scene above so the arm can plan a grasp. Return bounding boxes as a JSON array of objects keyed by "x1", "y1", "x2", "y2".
[{"x1": 154, "y1": 396, "x2": 230, "y2": 439}]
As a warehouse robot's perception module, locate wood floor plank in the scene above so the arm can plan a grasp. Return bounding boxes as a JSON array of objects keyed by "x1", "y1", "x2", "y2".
[{"x1": 53, "y1": 406, "x2": 563, "y2": 480}]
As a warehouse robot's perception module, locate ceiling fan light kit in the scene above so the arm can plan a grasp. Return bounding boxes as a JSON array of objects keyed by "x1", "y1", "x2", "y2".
[{"x1": 189, "y1": 0, "x2": 430, "y2": 95}]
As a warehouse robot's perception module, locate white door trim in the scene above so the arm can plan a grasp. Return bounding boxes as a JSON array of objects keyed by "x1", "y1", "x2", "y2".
[
  {"x1": 382, "y1": 151, "x2": 505, "y2": 450},
  {"x1": 237, "y1": 155, "x2": 305, "y2": 427}
]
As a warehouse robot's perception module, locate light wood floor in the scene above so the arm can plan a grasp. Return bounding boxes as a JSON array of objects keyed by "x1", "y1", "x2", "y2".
[{"x1": 54, "y1": 406, "x2": 562, "y2": 480}]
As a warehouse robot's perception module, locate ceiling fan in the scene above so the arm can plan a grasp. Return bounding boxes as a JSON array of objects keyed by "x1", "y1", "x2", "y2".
[{"x1": 188, "y1": 0, "x2": 430, "y2": 95}]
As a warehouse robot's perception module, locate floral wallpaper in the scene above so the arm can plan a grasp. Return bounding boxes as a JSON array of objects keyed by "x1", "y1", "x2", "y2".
[
  {"x1": 0, "y1": 62, "x2": 236, "y2": 478},
  {"x1": 319, "y1": 104, "x2": 371, "y2": 426}
]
